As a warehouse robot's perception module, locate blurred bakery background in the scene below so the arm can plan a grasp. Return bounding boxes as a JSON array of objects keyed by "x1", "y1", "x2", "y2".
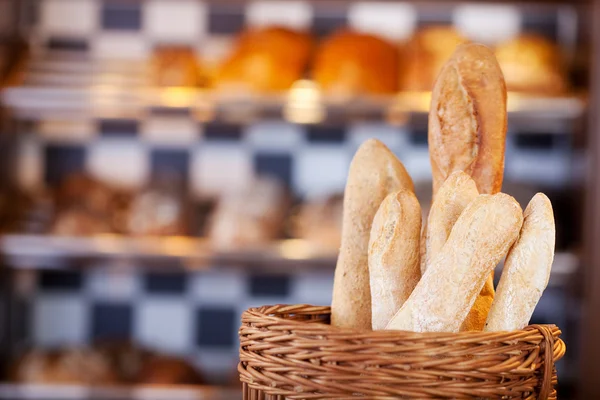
[{"x1": 0, "y1": 0, "x2": 598, "y2": 399}]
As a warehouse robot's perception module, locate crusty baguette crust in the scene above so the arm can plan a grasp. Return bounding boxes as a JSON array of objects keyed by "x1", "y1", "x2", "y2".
[
  {"x1": 331, "y1": 139, "x2": 414, "y2": 329},
  {"x1": 421, "y1": 171, "x2": 478, "y2": 274},
  {"x1": 369, "y1": 190, "x2": 421, "y2": 330},
  {"x1": 386, "y1": 193, "x2": 523, "y2": 333},
  {"x1": 484, "y1": 193, "x2": 555, "y2": 332},
  {"x1": 429, "y1": 43, "x2": 507, "y2": 196}
]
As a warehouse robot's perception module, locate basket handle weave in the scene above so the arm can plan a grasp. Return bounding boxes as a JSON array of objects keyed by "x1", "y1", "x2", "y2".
[{"x1": 530, "y1": 324, "x2": 555, "y2": 400}]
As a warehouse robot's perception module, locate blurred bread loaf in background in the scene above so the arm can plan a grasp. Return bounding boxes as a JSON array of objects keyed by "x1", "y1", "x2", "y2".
[
  {"x1": 313, "y1": 30, "x2": 399, "y2": 96},
  {"x1": 495, "y1": 33, "x2": 567, "y2": 94},
  {"x1": 215, "y1": 26, "x2": 313, "y2": 92}
]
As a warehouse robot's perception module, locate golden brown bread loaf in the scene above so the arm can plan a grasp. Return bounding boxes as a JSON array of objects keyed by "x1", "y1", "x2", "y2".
[
  {"x1": 386, "y1": 193, "x2": 523, "y2": 333},
  {"x1": 495, "y1": 34, "x2": 567, "y2": 95},
  {"x1": 429, "y1": 43, "x2": 507, "y2": 196},
  {"x1": 215, "y1": 26, "x2": 313, "y2": 92},
  {"x1": 400, "y1": 26, "x2": 468, "y2": 92},
  {"x1": 331, "y1": 139, "x2": 414, "y2": 330},
  {"x1": 152, "y1": 46, "x2": 202, "y2": 87},
  {"x1": 485, "y1": 193, "x2": 555, "y2": 331},
  {"x1": 368, "y1": 190, "x2": 421, "y2": 330},
  {"x1": 460, "y1": 275, "x2": 495, "y2": 331},
  {"x1": 138, "y1": 355, "x2": 203, "y2": 385},
  {"x1": 313, "y1": 30, "x2": 399, "y2": 96},
  {"x1": 12, "y1": 348, "x2": 117, "y2": 385}
]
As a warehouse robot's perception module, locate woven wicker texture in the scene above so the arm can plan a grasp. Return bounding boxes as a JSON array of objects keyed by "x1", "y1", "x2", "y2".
[{"x1": 239, "y1": 304, "x2": 565, "y2": 399}]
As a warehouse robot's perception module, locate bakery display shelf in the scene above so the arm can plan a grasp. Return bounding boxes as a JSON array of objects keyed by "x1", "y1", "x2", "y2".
[
  {"x1": 1, "y1": 56, "x2": 586, "y2": 124},
  {"x1": 0, "y1": 233, "x2": 577, "y2": 282},
  {"x1": 0, "y1": 234, "x2": 337, "y2": 269},
  {"x1": 2, "y1": 85, "x2": 587, "y2": 126},
  {"x1": 0, "y1": 383, "x2": 240, "y2": 400}
]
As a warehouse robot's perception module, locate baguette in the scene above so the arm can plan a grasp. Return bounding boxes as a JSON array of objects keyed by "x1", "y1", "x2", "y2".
[
  {"x1": 386, "y1": 193, "x2": 523, "y2": 333},
  {"x1": 421, "y1": 171, "x2": 478, "y2": 274},
  {"x1": 369, "y1": 190, "x2": 421, "y2": 330},
  {"x1": 331, "y1": 139, "x2": 414, "y2": 329},
  {"x1": 421, "y1": 171, "x2": 492, "y2": 331},
  {"x1": 484, "y1": 193, "x2": 555, "y2": 331},
  {"x1": 429, "y1": 43, "x2": 507, "y2": 196},
  {"x1": 428, "y1": 43, "x2": 507, "y2": 331}
]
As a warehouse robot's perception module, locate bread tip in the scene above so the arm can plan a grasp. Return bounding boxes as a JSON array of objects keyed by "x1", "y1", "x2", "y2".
[
  {"x1": 446, "y1": 170, "x2": 475, "y2": 185},
  {"x1": 492, "y1": 192, "x2": 519, "y2": 204},
  {"x1": 359, "y1": 138, "x2": 387, "y2": 150},
  {"x1": 531, "y1": 192, "x2": 552, "y2": 205},
  {"x1": 525, "y1": 192, "x2": 554, "y2": 222},
  {"x1": 454, "y1": 42, "x2": 495, "y2": 56}
]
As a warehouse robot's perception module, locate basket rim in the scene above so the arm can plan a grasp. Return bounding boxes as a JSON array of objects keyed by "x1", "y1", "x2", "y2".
[{"x1": 241, "y1": 303, "x2": 564, "y2": 341}]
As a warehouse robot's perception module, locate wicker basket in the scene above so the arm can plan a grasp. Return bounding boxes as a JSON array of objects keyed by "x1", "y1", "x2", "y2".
[{"x1": 239, "y1": 304, "x2": 565, "y2": 399}]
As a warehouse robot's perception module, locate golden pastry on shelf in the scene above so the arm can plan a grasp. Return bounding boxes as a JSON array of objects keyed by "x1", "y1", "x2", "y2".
[
  {"x1": 313, "y1": 30, "x2": 399, "y2": 96},
  {"x1": 495, "y1": 33, "x2": 567, "y2": 94},
  {"x1": 291, "y1": 193, "x2": 343, "y2": 251},
  {"x1": 215, "y1": 26, "x2": 313, "y2": 93},
  {"x1": 138, "y1": 355, "x2": 203, "y2": 385},
  {"x1": 207, "y1": 177, "x2": 288, "y2": 250},
  {"x1": 50, "y1": 174, "x2": 127, "y2": 236},
  {"x1": 11, "y1": 347, "x2": 117, "y2": 385},
  {"x1": 127, "y1": 176, "x2": 189, "y2": 237},
  {"x1": 399, "y1": 26, "x2": 468, "y2": 92},
  {"x1": 151, "y1": 46, "x2": 203, "y2": 87},
  {"x1": 11, "y1": 343, "x2": 203, "y2": 386}
]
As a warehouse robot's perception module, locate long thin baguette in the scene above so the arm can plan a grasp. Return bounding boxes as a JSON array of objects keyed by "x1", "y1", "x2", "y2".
[
  {"x1": 369, "y1": 190, "x2": 421, "y2": 330},
  {"x1": 386, "y1": 193, "x2": 523, "y2": 333},
  {"x1": 331, "y1": 139, "x2": 414, "y2": 329},
  {"x1": 428, "y1": 43, "x2": 507, "y2": 331},
  {"x1": 420, "y1": 171, "x2": 492, "y2": 331},
  {"x1": 484, "y1": 193, "x2": 555, "y2": 331},
  {"x1": 421, "y1": 171, "x2": 478, "y2": 274}
]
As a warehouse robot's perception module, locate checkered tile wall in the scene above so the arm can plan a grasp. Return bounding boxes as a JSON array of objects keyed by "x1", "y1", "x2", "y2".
[
  {"x1": 16, "y1": 118, "x2": 577, "y2": 197},
  {"x1": 25, "y1": 0, "x2": 568, "y2": 60},
  {"x1": 12, "y1": 267, "x2": 335, "y2": 383},
  {"x1": 9, "y1": 265, "x2": 573, "y2": 384}
]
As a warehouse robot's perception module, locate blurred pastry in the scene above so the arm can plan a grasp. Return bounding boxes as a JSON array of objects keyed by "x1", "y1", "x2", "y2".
[
  {"x1": 313, "y1": 30, "x2": 399, "y2": 96},
  {"x1": 10, "y1": 350, "x2": 52, "y2": 383},
  {"x1": 208, "y1": 177, "x2": 288, "y2": 249},
  {"x1": 95, "y1": 341, "x2": 151, "y2": 383},
  {"x1": 215, "y1": 26, "x2": 313, "y2": 92},
  {"x1": 152, "y1": 46, "x2": 202, "y2": 87},
  {"x1": 55, "y1": 174, "x2": 113, "y2": 216},
  {"x1": 0, "y1": 187, "x2": 53, "y2": 233},
  {"x1": 292, "y1": 194, "x2": 342, "y2": 250},
  {"x1": 138, "y1": 355, "x2": 202, "y2": 385},
  {"x1": 495, "y1": 34, "x2": 567, "y2": 94},
  {"x1": 13, "y1": 348, "x2": 116, "y2": 385},
  {"x1": 51, "y1": 207, "x2": 112, "y2": 235},
  {"x1": 127, "y1": 177, "x2": 188, "y2": 236},
  {"x1": 12, "y1": 343, "x2": 203, "y2": 387},
  {"x1": 51, "y1": 174, "x2": 129, "y2": 235},
  {"x1": 400, "y1": 26, "x2": 468, "y2": 92}
]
